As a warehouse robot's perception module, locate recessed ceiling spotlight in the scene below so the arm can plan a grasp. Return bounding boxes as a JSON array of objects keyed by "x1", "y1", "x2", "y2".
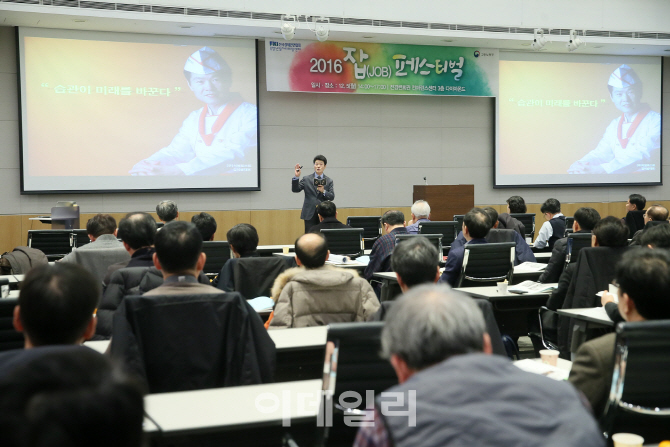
[
  {"x1": 180, "y1": 25, "x2": 193, "y2": 29},
  {"x1": 521, "y1": 43, "x2": 531, "y2": 46},
  {"x1": 362, "y1": 36, "x2": 374, "y2": 39},
  {"x1": 593, "y1": 45, "x2": 603, "y2": 48},
  {"x1": 73, "y1": 19, "x2": 86, "y2": 22},
  {"x1": 441, "y1": 39, "x2": 453, "y2": 42}
]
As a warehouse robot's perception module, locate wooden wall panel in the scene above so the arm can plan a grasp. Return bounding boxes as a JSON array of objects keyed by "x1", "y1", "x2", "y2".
[
  {"x1": 250, "y1": 210, "x2": 303, "y2": 245},
  {"x1": 0, "y1": 215, "x2": 23, "y2": 254}
]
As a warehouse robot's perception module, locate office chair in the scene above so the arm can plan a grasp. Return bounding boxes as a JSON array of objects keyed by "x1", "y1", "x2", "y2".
[
  {"x1": 509, "y1": 213, "x2": 536, "y2": 242},
  {"x1": 72, "y1": 229, "x2": 92, "y2": 248},
  {"x1": 320, "y1": 228, "x2": 364, "y2": 258},
  {"x1": 456, "y1": 242, "x2": 515, "y2": 288},
  {"x1": 0, "y1": 298, "x2": 24, "y2": 352},
  {"x1": 419, "y1": 221, "x2": 459, "y2": 250},
  {"x1": 395, "y1": 234, "x2": 443, "y2": 264},
  {"x1": 485, "y1": 228, "x2": 517, "y2": 243},
  {"x1": 565, "y1": 233, "x2": 592, "y2": 265},
  {"x1": 27, "y1": 230, "x2": 74, "y2": 261},
  {"x1": 346, "y1": 216, "x2": 381, "y2": 250},
  {"x1": 564, "y1": 217, "x2": 574, "y2": 237},
  {"x1": 453, "y1": 214, "x2": 464, "y2": 230},
  {"x1": 601, "y1": 320, "x2": 670, "y2": 443},
  {"x1": 232, "y1": 257, "x2": 290, "y2": 299},
  {"x1": 318, "y1": 322, "x2": 397, "y2": 447},
  {"x1": 201, "y1": 241, "x2": 232, "y2": 278}
]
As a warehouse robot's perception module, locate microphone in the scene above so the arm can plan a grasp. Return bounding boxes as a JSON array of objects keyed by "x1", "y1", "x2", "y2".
[{"x1": 424, "y1": 176, "x2": 427, "y2": 185}]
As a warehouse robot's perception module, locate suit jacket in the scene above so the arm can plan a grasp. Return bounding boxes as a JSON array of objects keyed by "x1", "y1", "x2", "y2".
[
  {"x1": 568, "y1": 332, "x2": 616, "y2": 417},
  {"x1": 440, "y1": 237, "x2": 488, "y2": 286},
  {"x1": 60, "y1": 234, "x2": 130, "y2": 283},
  {"x1": 292, "y1": 173, "x2": 334, "y2": 220},
  {"x1": 539, "y1": 230, "x2": 591, "y2": 283}
]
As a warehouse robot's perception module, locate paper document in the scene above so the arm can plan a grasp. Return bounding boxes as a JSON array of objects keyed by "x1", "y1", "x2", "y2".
[
  {"x1": 514, "y1": 359, "x2": 570, "y2": 381},
  {"x1": 508, "y1": 280, "x2": 556, "y2": 294},
  {"x1": 515, "y1": 262, "x2": 547, "y2": 273}
]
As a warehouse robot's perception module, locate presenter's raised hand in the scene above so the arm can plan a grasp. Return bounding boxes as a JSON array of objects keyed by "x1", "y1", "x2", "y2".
[
  {"x1": 129, "y1": 159, "x2": 157, "y2": 176},
  {"x1": 294, "y1": 163, "x2": 302, "y2": 177},
  {"x1": 567, "y1": 161, "x2": 586, "y2": 174}
]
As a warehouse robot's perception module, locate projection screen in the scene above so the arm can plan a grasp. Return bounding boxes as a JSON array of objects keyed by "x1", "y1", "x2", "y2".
[{"x1": 18, "y1": 27, "x2": 259, "y2": 193}]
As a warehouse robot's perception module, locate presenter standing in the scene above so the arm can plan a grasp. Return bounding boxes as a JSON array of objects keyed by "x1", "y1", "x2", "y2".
[{"x1": 292, "y1": 155, "x2": 334, "y2": 233}]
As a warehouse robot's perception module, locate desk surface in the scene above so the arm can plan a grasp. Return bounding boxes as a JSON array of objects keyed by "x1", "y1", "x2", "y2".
[
  {"x1": 373, "y1": 272, "x2": 397, "y2": 281},
  {"x1": 268, "y1": 326, "x2": 327, "y2": 350},
  {"x1": 145, "y1": 379, "x2": 322, "y2": 434},
  {"x1": 533, "y1": 252, "x2": 552, "y2": 260},
  {"x1": 1, "y1": 275, "x2": 23, "y2": 284},
  {"x1": 257, "y1": 245, "x2": 295, "y2": 251},
  {"x1": 85, "y1": 340, "x2": 110, "y2": 353},
  {"x1": 455, "y1": 284, "x2": 557, "y2": 300},
  {"x1": 556, "y1": 307, "x2": 614, "y2": 327}
]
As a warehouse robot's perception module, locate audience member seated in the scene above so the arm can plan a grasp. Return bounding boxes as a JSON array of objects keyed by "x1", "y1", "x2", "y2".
[
  {"x1": 363, "y1": 210, "x2": 407, "y2": 293},
  {"x1": 534, "y1": 198, "x2": 565, "y2": 251},
  {"x1": 405, "y1": 200, "x2": 430, "y2": 234},
  {"x1": 353, "y1": 285, "x2": 604, "y2": 447},
  {"x1": 191, "y1": 212, "x2": 217, "y2": 241},
  {"x1": 451, "y1": 206, "x2": 534, "y2": 265},
  {"x1": 102, "y1": 212, "x2": 157, "y2": 287},
  {"x1": 629, "y1": 204, "x2": 669, "y2": 245},
  {"x1": 439, "y1": 208, "x2": 490, "y2": 286},
  {"x1": 60, "y1": 214, "x2": 130, "y2": 283},
  {"x1": 539, "y1": 207, "x2": 601, "y2": 283},
  {"x1": 145, "y1": 221, "x2": 220, "y2": 295},
  {"x1": 569, "y1": 249, "x2": 670, "y2": 416},
  {"x1": 0, "y1": 264, "x2": 99, "y2": 377},
  {"x1": 547, "y1": 216, "x2": 629, "y2": 312},
  {"x1": 497, "y1": 195, "x2": 527, "y2": 236},
  {"x1": 554, "y1": 217, "x2": 629, "y2": 355},
  {"x1": 216, "y1": 223, "x2": 260, "y2": 292},
  {"x1": 156, "y1": 199, "x2": 179, "y2": 224},
  {"x1": 0, "y1": 348, "x2": 144, "y2": 447},
  {"x1": 308, "y1": 200, "x2": 351, "y2": 233},
  {"x1": 640, "y1": 223, "x2": 670, "y2": 249},
  {"x1": 622, "y1": 193, "x2": 646, "y2": 236},
  {"x1": 269, "y1": 233, "x2": 379, "y2": 328}
]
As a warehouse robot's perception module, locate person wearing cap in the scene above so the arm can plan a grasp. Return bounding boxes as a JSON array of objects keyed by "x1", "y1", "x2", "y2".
[
  {"x1": 567, "y1": 64, "x2": 660, "y2": 175},
  {"x1": 129, "y1": 46, "x2": 257, "y2": 176}
]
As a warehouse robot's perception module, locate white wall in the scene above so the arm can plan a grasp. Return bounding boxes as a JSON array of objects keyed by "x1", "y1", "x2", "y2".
[{"x1": 0, "y1": 26, "x2": 669, "y2": 215}]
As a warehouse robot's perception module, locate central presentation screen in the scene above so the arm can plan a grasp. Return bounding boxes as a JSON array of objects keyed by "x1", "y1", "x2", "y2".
[
  {"x1": 496, "y1": 53, "x2": 662, "y2": 187},
  {"x1": 19, "y1": 28, "x2": 259, "y2": 193}
]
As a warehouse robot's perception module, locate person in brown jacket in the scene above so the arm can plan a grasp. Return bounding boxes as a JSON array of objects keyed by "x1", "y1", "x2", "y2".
[
  {"x1": 268, "y1": 233, "x2": 380, "y2": 329},
  {"x1": 569, "y1": 248, "x2": 670, "y2": 416}
]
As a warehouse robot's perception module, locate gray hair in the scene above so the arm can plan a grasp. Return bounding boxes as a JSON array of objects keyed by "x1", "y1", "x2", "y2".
[
  {"x1": 156, "y1": 200, "x2": 178, "y2": 222},
  {"x1": 381, "y1": 284, "x2": 486, "y2": 370},
  {"x1": 411, "y1": 200, "x2": 430, "y2": 219}
]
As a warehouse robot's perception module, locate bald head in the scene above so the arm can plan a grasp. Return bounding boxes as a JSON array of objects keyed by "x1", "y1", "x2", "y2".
[
  {"x1": 646, "y1": 205, "x2": 669, "y2": 222},
  {"x1": 294, "y1": 233, "x2": 330, "y2": 268}
]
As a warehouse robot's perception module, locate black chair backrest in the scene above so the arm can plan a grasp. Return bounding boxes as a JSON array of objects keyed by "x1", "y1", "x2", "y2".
[
  {"x1": 566, "y1": 233, "x2": 592, "y2": 264},
  {"x1": 72, "y1": 229, "x2": 92, "y2": 248},
  {"x1": 325, "y1": 322, "x2": 397, "y2": 408},
  {"x1": 27, "y1": 230, "x2": 74, "y2": 260},
  {"x1": 601, "y1": 321, "x2": 670, "y2": 442},
  {"x1": 395, "y1": 234, "x2": 443, "y2": 263},
  {"x1": 320, "y1": 228, "x2": 364, "y2": 257},
  {"x1": 509, "y1": 213, "x2": 536, "y2": 239},
  {"x1": 485, "y1": 229, "x2": 517, "y2": 243},
  {"x1": 419, "y1": 221, "x2": 459, "y2": 247},
  {"x1": 345, "y1": 216, "x2": 381, "y2": 241},
  {"x1": 564, "y1": 217, "x2": 574, "y2": 236},
  {"x1": 110, "y1": 293, "x2": 275, "y2": 393},
  {"x1": 201, "y1": 241, "x2": 231, "y2": 275},
  {"x1": 453, "y1": 214, "x2": 464, "y2": 229},
  {"x1": 0, "y1": 298, "x2": 24, "y2": 352},
  {"x1": 155, "y1": 222, "x2": 165, "y2": 229},
  {"x1": 457, "y1": 242, "x2": 515, "y2": 288},
  {"x1": 232, "y1": 257, "x2": 289, "y2": 299}
]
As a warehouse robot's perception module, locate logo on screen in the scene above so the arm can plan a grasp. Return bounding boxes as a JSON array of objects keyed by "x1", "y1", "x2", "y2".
[{"x1": 474, "y1": 51, "x2": 480, "y2": 58}]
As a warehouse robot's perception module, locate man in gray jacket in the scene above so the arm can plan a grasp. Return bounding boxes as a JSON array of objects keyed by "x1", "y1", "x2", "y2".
[
  {"x1": 292, "y1": 155, "x2": 335, "y2": 233},
  {"x1": 353, "y1": 285, "x2": 605, "y2": 447},
  {"x1": 269, "y1": 233, "x2": 379, "y2": 328}
]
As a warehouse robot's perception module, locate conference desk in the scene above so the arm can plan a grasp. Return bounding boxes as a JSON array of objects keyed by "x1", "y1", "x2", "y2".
[
  {"x1": 144, "y1": 379, "x2": 322, "y2": 445},
  {"x1": 272, "y1": 253, "x2": 369, "y2": 270},
  {"x1": 534, "y1": 252, "x2": 552, "y2": 263},
  {"x1": 257, "y1": 245, "x2": 294, "y2": 257},
  {"x1": 557, "y1": 307, "x2": 614, "y2": 355},
  {"x1": 455, "y1": 284, "x2": 556, "y2": 338},
  {"x1": 0, "y1": 274, "x2": 24, "y2": 290}
]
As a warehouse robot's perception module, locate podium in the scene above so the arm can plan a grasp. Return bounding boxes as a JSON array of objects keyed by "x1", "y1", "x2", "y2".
[
  {"x1": 413, "y1": 185, "x2": 474, "y2": 222},
  {"x1": 29, "y1": 202, "x2": 80, "y2": 229}
]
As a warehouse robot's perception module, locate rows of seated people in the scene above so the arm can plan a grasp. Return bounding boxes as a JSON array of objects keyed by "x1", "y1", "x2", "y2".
[{"x1": 0, "y1": 193, "x2": 668, "y2": 447}]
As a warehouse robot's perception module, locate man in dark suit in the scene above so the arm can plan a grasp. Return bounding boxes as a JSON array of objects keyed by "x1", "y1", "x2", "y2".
[
  {"x1": 569, "y1": 249, "x2": 670, "y2": 417},
  {"x1": 308, "y1": 201, "x2": 350, "y2": 233},
  {"x1": 292, "y1": 155, "x2": 335, "y2": 233},
  {"x1": 439, "y1": 208, "x2": 490, "y2": 286}
]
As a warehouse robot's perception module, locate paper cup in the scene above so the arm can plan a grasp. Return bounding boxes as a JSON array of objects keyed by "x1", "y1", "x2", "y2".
[
  {"x1": 282, "y1": 246, "x2": 290, "y2": 254},
  {"x1": 496, "y1": 282, "x2": 508, "y2": 294},
  {"x1": 539, "y1": 349, "x2": 559, "y2": 367},
  {"x1": 611, "y1": 433, "x2": 644, "y2": 447}
]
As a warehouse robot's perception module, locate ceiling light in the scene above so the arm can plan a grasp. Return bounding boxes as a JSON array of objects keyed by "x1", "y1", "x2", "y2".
[
  {"x1": 531, "y1": 28, "x2": 547, "y2": 51},
  {"x1": 567, "y1": 29, "x2": 584, "y2": 52},
  {"x1": 280, "y1": 15, "x2": 296, "y2": 41}
]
